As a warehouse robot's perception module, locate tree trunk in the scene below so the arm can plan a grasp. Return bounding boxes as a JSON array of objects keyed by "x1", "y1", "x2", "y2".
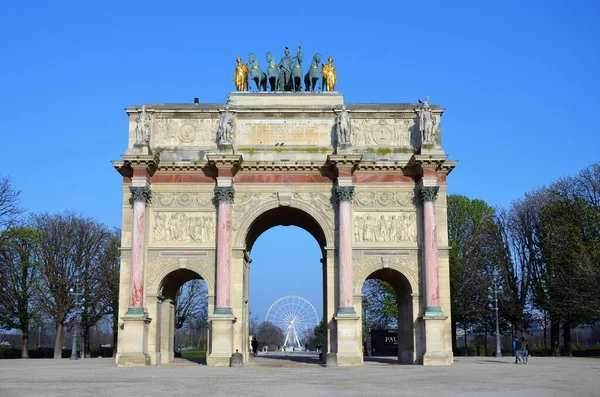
[
  {"x1": 451, "y1": 321, "x2": 458, "y2": 355},
  {"x1": 21, "y1": 328, "x2": 29, "y2": 359},
  {"x1": 112, "y1": 313, "x2": 118, "y2": 356},
  {"x1": 550, "y1": 315, "x2": 560, "y2": 356},
  {"x1": 562, "y1": 324, "x2": 572, "y2": 356},
  {"x1": 484, "y1": 327, "x2": 488, "y2": 357},
  {"x1": 463, "y1": 328, "x2": 468, "y2": 356},
  {"x1": 53, "y1": 322, "x2": 64, "y2": 359},
  {"x1": 543, "y1": 315, "x2": 548, "y2": 354},
  {"x1": 83, "y1": 325, "x2": 90, "y2": 358}
]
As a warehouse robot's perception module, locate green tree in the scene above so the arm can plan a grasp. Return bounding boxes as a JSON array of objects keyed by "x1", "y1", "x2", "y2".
[
  {"x1": 537, "y1": 196, "x2": 600, "y2": 356},
  {"x1": 310, "y1": 319, "x2": 325, "y2": 349},
  {"x1": 0, "y1": 227, "x2": 39, "y2": 358},
  {"x1": 447, "y1": 195, "x2": 498, "y2": 353},
  {"x1": 362, "y1": 279, "x2": 397, "y2": 331}
]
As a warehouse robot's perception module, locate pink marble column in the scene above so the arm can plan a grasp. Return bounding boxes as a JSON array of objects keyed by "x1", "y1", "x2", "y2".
[
  {"x1": 420, "y1": 186, "x2": 443, "y2": 315},
  {"x1": 336, "y1": 186, "x2": 356, "y2": 315},
  {"x1": 128, "y1": 186, "x2": 151, "y2": 315},
  {"x1": 214, "y1": 186, "x2": 234, "y2": 315}
]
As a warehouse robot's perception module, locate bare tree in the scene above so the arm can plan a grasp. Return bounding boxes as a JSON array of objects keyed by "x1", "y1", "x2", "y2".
[
  {"x1": 32, "y1": 213, "x2": 80, "y2": 358},
  {"x1": 0, "y1": 227, "x2": 39, "y2": 358},
  {"x1": 32, "y1": 213, "x2": 115, "y2": 358},
  {"x1": 102, "y1": 229, "x2": 121, "y2": 355},
  {"x1": 78, "y1": 223, "x2": 120, "y2": 358},
  {"x1": 0, "y1": 176, "x2": 23, "y2": 233},
  {"x1": 175, "y1": 279, "x2": 208, "y2": 330},
  {"x1": 256, "y1": 321, "x2": 285, "y2": 350}
]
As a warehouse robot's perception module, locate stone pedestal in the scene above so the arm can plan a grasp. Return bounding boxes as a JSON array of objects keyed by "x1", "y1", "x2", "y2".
[
  {"x1": 207, "y1": 315, "x2": 235, "y2": 366},
  {"x1": 421, "y1": 315, "x2": 451, "y2": 365},
  {"x1": 117, "y1": 313, "x2": 151, "y2": 367},
  {"x1": 334, "y1": 314, "x2": 363, "y2": 366}
]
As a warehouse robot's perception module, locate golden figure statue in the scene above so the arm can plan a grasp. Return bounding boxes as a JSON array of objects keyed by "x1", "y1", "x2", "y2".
[
  {"x1": 234, "y1": 56, "x2": 249, "y2": 91},
  {"x1": 321, "y1": 56, "x2": 337, "y2": 92}
]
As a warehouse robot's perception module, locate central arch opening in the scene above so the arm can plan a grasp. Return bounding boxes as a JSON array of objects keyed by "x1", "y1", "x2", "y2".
[{"x1": 245, "y1": 206, "x2": 329, "y2": 365}]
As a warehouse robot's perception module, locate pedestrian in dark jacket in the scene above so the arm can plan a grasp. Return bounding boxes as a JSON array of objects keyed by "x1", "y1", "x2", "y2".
[{"x1": 512, "y1": 337, "x2": 522, "y2": 364}]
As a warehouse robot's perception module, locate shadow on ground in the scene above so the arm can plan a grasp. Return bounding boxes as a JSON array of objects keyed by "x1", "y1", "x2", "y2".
[
  {"x1": 173, "y1": 357, "x2": 207, "y2": 365},
  {"x1": 364, "y1": 356, "x2": 407, "y2": 365},
  {"x1": 254, "y1": 352, "x2": 323, "y2": 366}
]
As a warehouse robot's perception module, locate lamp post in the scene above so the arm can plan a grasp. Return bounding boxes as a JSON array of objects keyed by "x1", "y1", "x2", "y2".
[
  {"x1": 69, "y1": 270, "x2": 84, "y2": 360},
  {"x1": 488, "y1": 269, "x2": 503, "y2": 358}
]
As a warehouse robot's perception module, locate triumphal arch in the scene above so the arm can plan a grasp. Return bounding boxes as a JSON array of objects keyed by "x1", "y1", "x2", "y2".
[{"x1": 113, "y1": 89, "x2": 456, "y2": 367}]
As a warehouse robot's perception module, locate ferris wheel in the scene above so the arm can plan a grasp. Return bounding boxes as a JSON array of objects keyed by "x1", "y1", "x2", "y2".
[{"x1": 265, "y1": 296, "x2": 319, "y2": 349}]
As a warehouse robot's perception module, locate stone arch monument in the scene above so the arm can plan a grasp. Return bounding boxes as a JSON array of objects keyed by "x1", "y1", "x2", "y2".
[{"x1": 112, "y1": 92, "x2": 456, "y2": 367}]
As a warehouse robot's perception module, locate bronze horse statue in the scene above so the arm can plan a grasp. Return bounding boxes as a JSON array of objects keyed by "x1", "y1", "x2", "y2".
[
  {"x1": 304, "y1": 53, "x2": 321, "y2": 92},
  {"x1": 248, "y1": 53, "x2": 267, "y2": 91},
  {"x1": 265, "y1": 52, "x2": 279, "y2": 92}
]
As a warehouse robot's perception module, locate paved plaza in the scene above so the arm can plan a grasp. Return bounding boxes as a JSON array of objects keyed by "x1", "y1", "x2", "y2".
[{"x1": 0, "y1": 352, "x2": 598, "y2": 396}]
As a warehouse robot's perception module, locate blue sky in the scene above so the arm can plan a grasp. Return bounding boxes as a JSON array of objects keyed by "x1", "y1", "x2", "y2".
[{"x1": 1, "y1": 1, "x2": 598, "y2": 321}]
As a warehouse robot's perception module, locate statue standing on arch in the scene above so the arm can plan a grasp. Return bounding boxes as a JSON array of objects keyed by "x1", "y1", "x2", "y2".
[
  {"x1": 217, "y1": 106, "x2": 235, "y2": 144},
  {"x1": 336, "y1": 105, "x2": 351, "y2": 146},
  {"x1": 321, "y1": 56, "x2": 337, "y2": 92},
  {"x1": 418, "y1": 97, "x2": 437, "y2": 145},
  {"x1": 135, "y1": 105, "x2": 151, "y2": 145},
  {"x1": 234, "y1": 57, "x2": 249, "y2": 91},
  {"x1": 278, "y1": 47, "x2": 293, "y2": 91}
]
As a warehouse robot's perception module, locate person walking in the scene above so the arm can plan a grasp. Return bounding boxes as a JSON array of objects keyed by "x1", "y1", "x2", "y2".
[
  {"x1": 251, "y1": 337, "x2": 259, "y2": 357},
  {"x1": 522, "y1": 340, "x2": 530, "y2": 364},
  {"x1": 512, "y1": 337, "x2": 522, "y2": 364}
]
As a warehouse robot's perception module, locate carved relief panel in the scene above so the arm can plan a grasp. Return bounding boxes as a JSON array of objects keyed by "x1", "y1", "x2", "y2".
[
  {"x1": 151, "y1": 118, "x2": 219, "y2": 148},
  {"x1": 353, "y1": 212, "x2": 417, "y2": 243},
  {"x1": 152, "y1": 212, "x2": 216, "y2": 244},
  {"x1": 351, "y1": 119, "x2": 418, "y2": 148},
  {"x1": 153, "y1": 192, "x2": 213, "y2": 208},
  {"x1": 353, "y1": 191, "x2": 415, "y2": 208}
]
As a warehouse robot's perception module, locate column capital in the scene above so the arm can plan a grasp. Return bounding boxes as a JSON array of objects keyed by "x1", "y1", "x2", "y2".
[
  {"x1": 327, "y1": 154, "x2": 362, "y2": 178},
  {"x1": 419, "y1": 186, "x2": 439, "y2": 203},
  {"x1": 335, "y1": 185, "x2": 355, "y2": 203},
  {"x1": 207, "y1": 154, "x2": 243, "y2": 178},
  {"x1": 130, "y1": 186, "x2": 152, "y2": 206},
  {"x1": 214, "y1": 186, "x2": 235, "y2": 204}
]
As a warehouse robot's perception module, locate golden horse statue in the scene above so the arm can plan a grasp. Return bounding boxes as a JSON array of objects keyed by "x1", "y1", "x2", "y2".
[
  {"x1": 234, "y1": 56, "x2": 250, "y2": 91},
  {"x1": 321, "y1": 56, "x2": 337, "y2": 92}
]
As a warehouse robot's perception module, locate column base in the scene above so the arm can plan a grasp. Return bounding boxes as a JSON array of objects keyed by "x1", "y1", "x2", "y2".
[
  {"x1": 117, "y1": 352, "x2": 151, "y2": 367},
  {"x1": 207, "y1": 313, "x2": 235, "y2": 367},
  {"x1": 336, "y1": 307, "x2": 357, "y2": 317},
  {"x1": 334, "y1": 313, "x2": 363, "y2": 367},
  {"x1": 420, "y1": 313, "x2": 452, "y2": 366},
  {"x1": 424, "y1": 306, "x2": 444, "y2": 317},
  {"x1": 116, "y1": 311, "x2": 151, "y2": 367}
]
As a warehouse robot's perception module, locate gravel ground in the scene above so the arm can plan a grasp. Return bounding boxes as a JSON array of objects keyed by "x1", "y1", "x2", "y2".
[{"x1": 0, "y1": 352, "x2": 598, "y2": 397}]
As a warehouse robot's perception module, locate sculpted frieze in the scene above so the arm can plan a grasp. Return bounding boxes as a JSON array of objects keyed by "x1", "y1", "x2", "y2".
[
  {"x1": 146, "y1": 255, "x2": 214, "y2": 294},
  {"x1": 354, "y1": 213, "x2": 417, "y2": 243},
  {"x1": 232, "y1": 192, "x2": 277, "y2": 230},
  {"x1": 353, "y1": 191, "x2": 415, "y2": 208},
  {"x1": 293, "y1": 192, "x2": 335, "y2": 225},
  {"x1": 353, "y1": 255, "x2": 418, "y2": 291},
  {"x1": 153, "y1": 192, "x2": 213, "y2": 208},
  {"x1": 153, "y1": 212, "x2": 216, "y2": 243},
  {"x1": 151, "y1": 119, "x2": 219, "y2": 147},
  {"x1": 351, "y1": 119, "x2": 417, "y2": 148}
]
